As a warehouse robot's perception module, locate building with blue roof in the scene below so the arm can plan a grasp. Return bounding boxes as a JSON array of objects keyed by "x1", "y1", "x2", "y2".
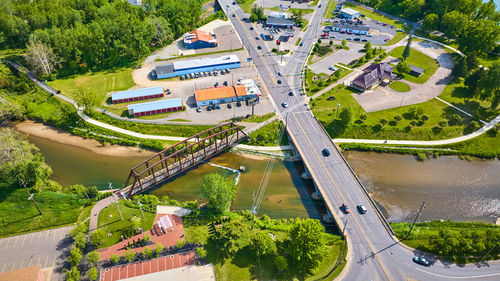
[
  {"x1": 128, "y1": 98, "x2": 183, "y2": 117},
  {"x1": 152, "y1": 55, "x2": 240, "y2": 79},
  {"x1": 112, "y1": 87, "x2": 164, "y2": 104}
]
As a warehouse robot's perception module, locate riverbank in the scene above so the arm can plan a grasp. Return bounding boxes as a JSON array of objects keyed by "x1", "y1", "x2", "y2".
[{"x1": 14, "y1": 121, "x2": 155, "y2": 157}]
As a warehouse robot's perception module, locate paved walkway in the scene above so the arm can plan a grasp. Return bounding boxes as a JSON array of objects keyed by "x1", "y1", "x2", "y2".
[{"x1": 89, "y1": 195, "x2": 116, "y2": 234}]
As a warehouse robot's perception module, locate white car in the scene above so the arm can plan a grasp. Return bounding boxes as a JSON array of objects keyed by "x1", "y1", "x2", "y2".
[
  {"x1": 329, "y1": 66, "x2": 337, "y2": 71},
  {"x1": 282, "y1": 102, "x2": 288, "y2": 108}
]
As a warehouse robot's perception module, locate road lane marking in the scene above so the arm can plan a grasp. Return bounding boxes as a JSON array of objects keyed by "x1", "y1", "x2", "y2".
[
  {"x1": 292, "y1": 112, "x2": 392, "y2": 281},
  {"x1": 12, "y1": 236, "x2": 19, "y2": 248},
  {"x1": 19, "y1": 258, "x2": 25, "y2": 270},
  {"x1": 43, "y1": 256, "x2": 49, "y2": 268},
  {"x1": 21, "y1": 235, "x2": 28, "y2": 247},
  {"x1": 10, "y1": 262, "x2": 14, "y2": 271},
  {"x1": 414, "y1": 267, "x2": 500, "y2": 279},
  {"x1": 1, "y1": 264, "x2": 6, "y2": 273},
  {"x1": 51, "y1": 255, "x2": 56, "y2": 268},
  {"x1": 29, "y1": 233, "x2": 34, "y2": 245},
  {"x1": 4, "y1": 238, "x2": 11, "y2": 248},
  {"x1": 37, "y1": 256, "x2": 40, "y2": 267}
]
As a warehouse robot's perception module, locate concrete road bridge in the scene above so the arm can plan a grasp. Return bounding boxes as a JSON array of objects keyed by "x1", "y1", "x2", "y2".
[{"x1": 218, "y1": 0, "x2": 500, "y2": 280}]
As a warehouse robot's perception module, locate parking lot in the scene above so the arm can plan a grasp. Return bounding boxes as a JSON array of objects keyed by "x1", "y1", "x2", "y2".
[
  {"x1": 323, "y1": 15, "x2": 397, "y2": 45},
  {"x1": 309, "y1": 42, "x2": 365, "y2": 74},
  {"x1": 0, "y1": 226, "x2": 73, "y2": 281}
]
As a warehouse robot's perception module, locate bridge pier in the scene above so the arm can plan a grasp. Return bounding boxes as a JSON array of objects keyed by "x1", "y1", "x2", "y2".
[
  {"x1": 311, "y1": 182, "x2": 323, "y2": 200},
  {"x1": 300, "y1": 165, "x2": 312, "y2": 180},
  {"x1": 322, "y1": 210, "x2": 334, "y2": 223}
]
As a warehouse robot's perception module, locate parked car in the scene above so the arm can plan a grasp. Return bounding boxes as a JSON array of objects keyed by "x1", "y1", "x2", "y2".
[
  {"x1": 327, "y1": 95, "x2": 335, "y2": 100},
  {"x1": 361, "y1": 39, "x2": 368, "y2": 42},
  {"x1": 413, "y1": 257, "x2": 430, "y2": 267},
  {"x1": 299, "y1": 42, "x2": 303, "y2": 46},
  {"x1": 196, "y1": 107, "x2": 202, "y2": 112},
  {"x1": 257, "y1": 45, "x2": 262, "y2": 50},
  {"x1": 250, "y1": 26, "x2": 254, "y2": 30},
  {"x1": 288, "y1": 91, "x2": 294, "y2": 96},
  {"x1": 277, "y1": 72, "x2": 282, "y2": 76},
  {"x1": 180, "y1": 76, "x2": 185, "y2": 80},
  {"x1": 232, "y1": 14, "x2": 235, "y2": 17},
  {"x1": 255, "y1": 36, "x2": 260, "y2": 40},
  {"x1": 328, "y1": 66, "x2": 337, "y2": 71},
  {"x1": 207, "y1": 106, "x2": 212, "y2": 111},
  {"x1": 227, "y1": 103, "x2": 232, "y2": 109},
  {"x1": 223, "y1": 81, "x2": 228, "y2": 86},
  {"x1": 214, "y1": 71, "x2": 218, "y2": 76},
  {"x1": 282, "y1": 102, "x2": 288, "y2": 108},
  {"x1": 357, "y1": 204, "x2": 367, "y2": 214},
  {"x1": 216, "y1": 104, "x2": 221, "y2": 109},
  {"x1": 342, "y1": 203, "x2": 350, "y2": 214},
  {"x1": 226, "y1": 69, "x2": 230, "y2": 73},
  {"x1": 366, "y1": 34, "x2": 373, "y2": 37},
  {"x1": 322, "y1": 148, "x2": 330, "y2": 156},
  {"x1": 277, "y1": 79, "x2": 282, "y2": 84},
  {"x1": 346, "y1": 37, "x2": 352, "y2": 40},
  {"x1": 396, "y1": 28, "x2": 403, "y2": 32},
  {"x1": 236, "y1": 101, "x2": 242, "y2": 107},
  {"x1": 354, "y1": 37, "x2": 360, "y2": 41}
]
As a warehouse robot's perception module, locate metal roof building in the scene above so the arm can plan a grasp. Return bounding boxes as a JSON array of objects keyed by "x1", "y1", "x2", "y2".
[
  {"x1": 331, "y1": 22, "x2": 369, "y2": 34},
  {"x1": 128, "y1": 98, "x2": 183, "y2": 117},
  {"x1": 266, "y1": 17, "x2": 294, "y2": 27},
  {"x1": 111, "y1": 87, "x2": 164, "y2": 104},
  {"x1": 152, "y1": 55, "x2": 241, "y2": 79},
  {"x1": 410, "y1": 65, "x2": 425, "y2": 76},
  {"x1": 340, "y1": 8, "x2": 361, "y2": 19}
]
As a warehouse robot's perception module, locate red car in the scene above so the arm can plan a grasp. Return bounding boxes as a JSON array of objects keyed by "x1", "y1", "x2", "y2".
[
  {"x1": 384, "y1": 38, "x2": 390, "y2": 42},
  {"x1": 342, "y1": 203, "x2": 350, "y2": 214}
]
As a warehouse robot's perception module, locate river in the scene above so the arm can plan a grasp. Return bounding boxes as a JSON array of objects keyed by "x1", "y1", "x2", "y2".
[{"x1": 26, "y1": 133, "x2": 500, "y2": 223}]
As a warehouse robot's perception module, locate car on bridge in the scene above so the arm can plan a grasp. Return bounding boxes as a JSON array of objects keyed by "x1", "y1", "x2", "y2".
[
  {"x1": 342, "y1": 203, "x2": 350, "y2": 214},
  {"x1": 277, "y1": 79, "x2": 282, "y2": 84},
  {"x1": 288, "y1": 91, "x2": 294, "y2": 96},
  {"x1": 413, "y1": 256, "x2": 430, "y2": 266},
  {"x1": 357, "y1": 204, "x2": 367, "y2": 214},
  {"x1": 322, "y1": 148, "x2": 330, "y2": 156},
  {"x1": 257, "y1": 46, "x2": 262, "y2": 50},
  {"x1": 281, "y1": 102, "x2": 288, "y2": 108}
]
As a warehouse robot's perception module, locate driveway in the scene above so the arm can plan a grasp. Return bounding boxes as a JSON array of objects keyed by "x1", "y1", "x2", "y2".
[
  {"x1": 0, "y1": 226, "x2": 74, "y2": 281},
  {"x1": 352, "y1": 40, "x2": 454, "y2": 112},
  {"x1": 309, "y1": 42, "x2": 364, "y2": 74}
]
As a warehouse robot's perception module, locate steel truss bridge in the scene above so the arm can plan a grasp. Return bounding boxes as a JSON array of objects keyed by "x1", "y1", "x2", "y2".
[{"x1": 123, "y1": 122, "x2": 247, "y2": 198}]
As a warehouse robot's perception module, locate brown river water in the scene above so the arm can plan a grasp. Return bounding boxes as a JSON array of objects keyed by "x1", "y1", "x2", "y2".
[{"x1": 26, "y1": 134, "x2": 500, "y2": 222}]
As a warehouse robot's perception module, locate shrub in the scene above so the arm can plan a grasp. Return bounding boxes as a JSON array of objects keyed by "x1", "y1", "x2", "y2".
[
  {"x1": 110, "y1": 254, "x2": 121, "y2": 264},
  {"x1": 417, "y1": 120, "x2": 425, "y2": 126},
  {"x1": 65, "y1": 266, "x2": 80, "y2": 281},
  {"x1": 142, "y1": 247, "x2": 153, "y2": 259},
  {"x1": 448, "y1": 114, "x2": 463, "y2": 126},
  {"x1": 359, "y1": 114, "x2": 367, "y2": 121},
  {"x1": 394, "y1": 115, "x2": 402, "y2": 122},
  {"x1": 88, "y1": 266, "x2": 98, "y2": 281},
  {"x1": 87, "y1": 251, "x2": 100, "y2": 265},
  {"x1": 379, "y1": 118, "x2": 387, "y2": 126},
  {"x1": 421, "y1": 115, "x2": 429, "y2": 121},
  {"x1": 274, "y1": 255, "x2": 288, "y2": 272},
  {"x1": 124, "y1": 250, "x2": 135, "y2": 262},
  {"x1": 388, "y1": 120, "x2": 397, "y2": 126},
  {"x1": 196, "y1": 247, "x2": 207, "y2": 258},
  {"x1": 417, "y1": 152, "x2": 427, "y2": 161},
  {"x1": 465, "y1": 120, "x2": 481, "y2": 133},
  {"x1": 438, "y1": 120, "x2": 448, "y2": 127},
  {"x1": 176, "y1": 240, "x2": 185, "y2": 249},
  {"x1": 74, "y1": 233, "x2": 87, "y2": 249},
  {"x1": 90, "y1": 229, "x2": 105, "y2": 247},
  {"x1": 155, "y1": 243, "x2": 165, "y2": 257},
  {"x1": 432, "y1": 126, "x2": 443, "y2": 134}
]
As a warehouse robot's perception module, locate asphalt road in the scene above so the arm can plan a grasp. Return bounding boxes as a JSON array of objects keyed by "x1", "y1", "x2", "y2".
[{"x1": 221, "y1": 0, "x2": 500, "y2": 280}]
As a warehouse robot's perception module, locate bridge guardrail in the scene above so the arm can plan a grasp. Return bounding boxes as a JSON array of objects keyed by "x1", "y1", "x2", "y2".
[{"x1": 313, "y1": 116, "x2": 395, "y2": 237}]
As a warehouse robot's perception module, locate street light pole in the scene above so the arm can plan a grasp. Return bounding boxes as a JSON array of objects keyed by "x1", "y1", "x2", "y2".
[
  {"x1": 21, "y1": 180, "x2": 42, "y2": 215},
  {"x1": 336, "y1": 103, "x2": 340, "y2": 119},
  {"x1": 109, "y1": 182, "x2": 123, "y2": 221}
]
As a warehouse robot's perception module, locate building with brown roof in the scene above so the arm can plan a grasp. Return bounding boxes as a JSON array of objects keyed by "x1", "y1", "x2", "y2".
[
  {"x1": 194, "y1": 80, "x2": 260, "y2": 107},
  {"x1": 0, "y1": 266, "x2": 44, "y2": 281},
  {"x1": 183, "y1": 29, "x2": 218, "y2": 49},
  {"x1": 351, "y1": 63, "x2": 396, "y2": 91}
]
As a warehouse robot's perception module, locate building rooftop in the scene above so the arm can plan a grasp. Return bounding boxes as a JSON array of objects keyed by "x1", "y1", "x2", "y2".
[
  {"x1": 183, "y1": 29, "x2": 217, "y2": 45},
  {"x1": 266, "y1": 17, "x2": 294, "y2": 26},
  {"x1": 239, "y1": 79, "x2": 262, "y2": 96},
  {"x1": 332, "y1": 22, "x2": 369, "y2": 31},
  {"x1": 410, "y1": 65, "x2": 425, "y2": 74},
  {"x1": 173, "y1": 55, "x2": 240, "y2": 71},
  {"x1": 112, "y1": 87, "x2": 163, "y2": 101},
  {"x1": 352, "y1": 63, "x2": 395, "y2": 89},
  {"x1": 340, "y1": 8, "x2": 360, "y2": 16},
  {"x1": 0, "y1": 266, "x2": 41, "y2": 281},
  {"x1": 155, "y1": 64, "x2": 175, "y2": 76},
  {"x1": 128, "y1": 98, "x2": 182, "y2": 113},
  {"x1": 194, "y1": 85, "x2": 246, "y2": 102}
]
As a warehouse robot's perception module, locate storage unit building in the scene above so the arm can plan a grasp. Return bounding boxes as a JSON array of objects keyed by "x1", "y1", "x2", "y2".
[
  {"x1": 183, "y1": 29, "x2": 218, "y2": 49},
  {"x1": 340, "y1": 8, "x2": 361, "y2": 19},
  {"x1": 111, "y1": 87, "x2": 164, "y2": 104},
  {"x1": 152, "y1": 55, "x2": 241, "y2": 79},
  {"x1": 128, "y1": 98, "x2": 183, "y2": 117}
]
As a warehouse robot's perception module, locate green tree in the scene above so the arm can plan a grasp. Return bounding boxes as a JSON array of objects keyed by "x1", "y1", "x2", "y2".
[
  {"x1": 441, "y1": 11, "x2": 468, "y2": 39},
  {"x1": 68, "y1": 248, "x2": 82, "y2": 267},
  {"x1": 176, "y1": 240, "x2": 185, "y2": 249},
  {"x1": 291, "y1": 9, "x2": 305, "y2": 26},
  {"x1": 201, "y1": 173, "x2": 236, "y2": 213},
  {"x1": 380, "y1": 118, "x2": 388, "y2": 126},
  {"x1": 464, "y1": 67, "x2": 487, "y2": 94},
  {"x1": 217, "y1": 220, "x2": 250, "y2": 258},
  {"x1": 288, "y1": 219, "x2": 328, "y2": 274},
  {"x1": 88, "y1": 266, "x2": 98, "y2": 281},
  {"x1": 124, "y1": 250, "x2": 135, "y2": 262},
  {"x1": 457, "y1": 19, "x2": 500, "y2": 54},
  {"x1": 364, "y1": 41, "x2": 372, "y2": 51},
  {"x1": 477, "y1": 63, "x2": 500, "y2": 108},
  {"x1": 422, "y1": 13, "x2": 439, "y2": 32},
  {"x1": 65, "y1": 266, "x2": 80, "y2": 281},
  {"x1": 341, "y1": 39, "x2": 347, "y2": 47},
  {"x1": 110, "y1": 254, "x2": 121, "y2": 264},
  {"x1": 75, "y1": 88, "x2": 98, "y2": 115},
  {"x1": 87, "y1": 251, "x2": 100, "y2": 265},
  {"x1": 338, "y1": 107, "x2": 353, "y2": 126},
  {"x1": 250, "y1": 231, "x2": 277, "y2": 256},
  {"x1": 90, "y1": 229, "x2": 105, "y2": 248},
  {"x1": 196, "y1": 247, "x2": 207, "y2": 258},
  {"x1": 250, "y1": 4, "x2": 266, "y2": 22},
  {"x1": 274, "y1": 255, "x2": 288, "y2": 272},
  {"x1": 452, "y1": 57, "x2": 468, "y2": 77},
  {"x1": 396, "y1": 60, "x2": 411, "y2": 74},
  {"x1": 73, "y1": 233, "x2": 87, "y2": 250}
]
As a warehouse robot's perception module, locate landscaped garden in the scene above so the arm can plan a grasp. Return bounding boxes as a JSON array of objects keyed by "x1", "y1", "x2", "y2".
[
  {"x1": 389, "y1": 46, "x2": 439, "y2": 83},
  {"x1": 389, "y1": 80, "x2": 411, "y2": 92},
  {"x1": 305, "y1": 68, "x2": 352, "y2": 96}
]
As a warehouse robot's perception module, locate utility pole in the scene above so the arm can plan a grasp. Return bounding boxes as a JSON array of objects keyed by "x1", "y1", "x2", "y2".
[
  {"x1": 336, "y1": 103, "x2": 340, "y2": 119},
  {"x1": 138, "y1": 199, "x2": 146, "y2": 220},
  {"x1": 109, "y1": 182, "x2": 123, "y2": 221},
  {"x1": 406, "y1": 201, "x2": 425, "y2": 239},
  {"x1": 21, "y1": 180, "x2": 42, "y2": 215}
]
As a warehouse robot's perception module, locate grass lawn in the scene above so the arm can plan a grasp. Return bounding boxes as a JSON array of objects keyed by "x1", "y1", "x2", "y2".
[
  {"x1": 231, "y1": 112, "x2": 275, "y2": 123},
  {"x1": 386, "y1": 31, "x2": 407, "y2": 46},
  {"x1": 389, "y1": 81, "x2": 410, "y2": 92},
  {"x1": 305, "y1": 68, "x2": 352, "y2": 96},
  {"x1": 391, "y1": 221, "x2": 500, "y2": 263},
  {"x1": 90, "y1": 112, "x2": 215, "y2": 137},
  {"x1": 245, "y1": 120, "x2": 289, "y2": 146},
  {"x1": 97, "y1": 200, "x2": 156, "y2": 248},
  {"x1": 268, "y1": 7, "x2": 314, "y2": 14},
  {"x1": 389, "y1": 47, "x2": 439, "y2": 84},
  {"x1": 0, "y1": 184, "x2": 87, "y2": 237},
  {"x1": 438, "y1": 78, "x2": 497, "y2": 121},
  {"x1": 47, "y1": 68, "x2": 135, "y2": 104},
  {"x1": 238, "y1": 0, "x2": 256, "y2": 13},
  {"x1": 442, "y1": 131, "x2": 500, "y2": 158},
  {"x1": 344, "y1": 3, "x2": 404, "y2": 29},
  {"x1": 311, "y1": 85, "x2": 471, "y2": 140},
  {"x1": 323, "y1": 0, "x2": 336, "y2": 18}
]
